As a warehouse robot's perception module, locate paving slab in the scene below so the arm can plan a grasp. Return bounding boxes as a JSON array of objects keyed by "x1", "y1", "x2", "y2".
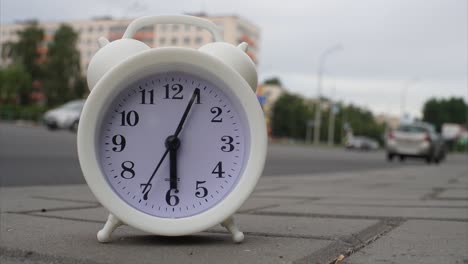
[
  {"x1": 0, "y1": 186, "x2": 98, "y2": 214},
  {"x1": 257, "y1": 202, "x2": 468, "y2": 220},
  {"x1": 309, "y1": 198, "x2": 468, "y2": 208},
  {"x1": 344, "y1": 220, "x2": 468, "y2": 264},
  {"x1": 0, "y1": 213, "x2": 330, "y2": 264},
  {"x1": 437, "y1": 188, "x2": 468, "y2": 200},
  {"x1": 31, "y1": 206, "x2": 378, "y2": 240}
]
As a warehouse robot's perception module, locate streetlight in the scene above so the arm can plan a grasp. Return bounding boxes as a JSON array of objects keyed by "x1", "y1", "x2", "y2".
[
  {"x1": 328, "y1": 85, "x2": 337, "y2": 146},
  {"x1": 313, "y1": 44, "x2": 343, "y2": 145}
]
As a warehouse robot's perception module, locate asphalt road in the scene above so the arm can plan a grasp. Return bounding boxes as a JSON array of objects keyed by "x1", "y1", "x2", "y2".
[{"x1": 1, "y1": 122, "x2": 465, "y2": 186}]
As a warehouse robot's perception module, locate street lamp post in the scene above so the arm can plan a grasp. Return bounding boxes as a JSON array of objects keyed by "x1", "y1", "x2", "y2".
[
  {"x1": 313, "y1": 44, "x2": 343, "y2": 145},
  {"x1": 328, "y1": 86, "x2": 336, "y2": 146}
]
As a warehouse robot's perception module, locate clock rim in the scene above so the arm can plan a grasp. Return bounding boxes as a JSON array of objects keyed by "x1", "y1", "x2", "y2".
[{"x1": 78, "y1": 47, "x2": 267, "y2": 236}]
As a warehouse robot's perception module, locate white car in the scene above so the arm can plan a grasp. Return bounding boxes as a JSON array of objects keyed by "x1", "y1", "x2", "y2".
[
  {"x1": 345, "y1": 136, "x2": 379, "y2": 151},
  {"x1": 43, "y1": 100, "x2": 86, "y2": 132},
  {"x1": 386, "y1": 122, "x2": 446, "y2": 163}
]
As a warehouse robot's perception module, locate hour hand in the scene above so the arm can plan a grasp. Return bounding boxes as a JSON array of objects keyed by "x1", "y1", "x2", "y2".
[{"x1": 165, "y1": 135, "x2": 180, "y2": 190}]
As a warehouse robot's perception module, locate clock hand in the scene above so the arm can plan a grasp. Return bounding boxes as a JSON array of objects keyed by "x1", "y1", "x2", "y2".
[
  {"x1": 142, "y1": 88, "x2": 200, "y2": 198},
  {"x1": 173, "y1": 88, "x2": 200, "y2": 137},
  {"x1": 167, "y1": 88, "x2": 199, "y2": 190},
  {"x1": 165, "y1": 135, "x2": 180, "y2": 189},
  {"x1": 142, "y1": 149, "x2": 169, "y2": 200}
]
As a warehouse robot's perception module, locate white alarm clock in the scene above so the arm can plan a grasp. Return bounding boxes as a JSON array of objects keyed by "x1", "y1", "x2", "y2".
[{"x1": 77, "y1": 15, "x2": 267, "y2": 243}]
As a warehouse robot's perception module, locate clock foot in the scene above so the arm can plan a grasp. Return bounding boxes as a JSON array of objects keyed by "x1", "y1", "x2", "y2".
[
  {"x1": 97, "y1": 214, "x2": 123, "y2": 243},
  {"x1": 221, "y1": 216, "x2": 244, "y2": 243}
]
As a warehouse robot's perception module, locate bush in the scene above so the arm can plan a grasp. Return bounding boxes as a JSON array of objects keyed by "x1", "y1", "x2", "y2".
[{"x1": 0, "y1": 104, "x2": 49, "y2": 122}]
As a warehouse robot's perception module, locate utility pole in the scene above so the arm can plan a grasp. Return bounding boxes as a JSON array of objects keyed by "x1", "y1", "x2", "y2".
[
  {"x1": 313, "y1": 44, "x2": 343, "y2": 145},
  {"x1": 328, "y1": 86, "x2": 336, "y2": 146}
]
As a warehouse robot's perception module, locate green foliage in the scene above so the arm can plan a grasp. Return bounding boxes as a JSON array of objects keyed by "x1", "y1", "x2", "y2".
[
  {"x1": 422, "y1": 97, "x2": 467, "y2": 131},
  {"x1": 271, "y1": 93, "x2": 311, "y2": 139},
  {"x1": 263, "y1": 77, "x2": 282, "y2": 86},
  {"x1": 1, "y1": 21, "x2": 44, "y2": 105},
  {"x1": 271, "y1": 93, "x2": 386, "y2": 144},
  {"x1": 338, "y1": 104, "x2": 386, "y2": 144},
  {"x1": 0, "y1": 64, "x2": 32, "y2": 105},
  {"x1": 0, "y1": 104, "x2": 48, "y2": 121},
  {"x1": 43, "y1": 24, "x2": 84, "y2": 106},
  {"x1": 3, "y1": 21, "x2": 44, "y2": 81}
]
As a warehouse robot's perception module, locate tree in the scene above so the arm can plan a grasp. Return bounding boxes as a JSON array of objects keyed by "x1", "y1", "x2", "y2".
[
  {"x1": 271, "y1": 93, "x2": 386, "y2": 144},
  {"x1": 263, "y1": 77, "x2": 282, "y2": 86},
  {"x1": 0, "y1": 64, "x2": 32, "y2": 104},
  {"x1": 271, "y1": 93, "x2": 311, "y2": 139},
  {"x1": 423, "y1": 97, "x2": 467, "y2": 131},
  {"x1": 43, "y1": 24, "x2": 84, "y2": 106},
  {"x1": 1, "y1": 21, "x2": 44, "y2": 105}
]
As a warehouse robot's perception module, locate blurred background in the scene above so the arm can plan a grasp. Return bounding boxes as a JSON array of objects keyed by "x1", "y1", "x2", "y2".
[{"x1": 0, "y1": 0, "x2": 467, "y2": 186}]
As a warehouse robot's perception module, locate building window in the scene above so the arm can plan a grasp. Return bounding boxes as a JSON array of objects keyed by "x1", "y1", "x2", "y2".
[
  {"x1": 141, "y1": 26, "x2": 154, "y2": 32},
  {"x1": 159, "y1": 37, "x2": 166, "y2": 45},
  {"x1": 109, "y1": 25, "x2": 126, "y2": 33},
  {"x1": 184, "y1": 25, "x2": 191, "y2": 31},
  {"x1": 171, "y1": 37, "x2": 178, "y2": 45},
  {"x1": 160, "y1": 24, "x2": 167, "y2": 32},
  {"x1": 98, "y1": 26, "x2": 104, "y2": 32},
  {"x1": 88, "y1": 26, "x2": 93, "y2": 33},
  {"x1": 183, "y1": 37, "x2": 190, "y2": 45},
  {"x1": 172, "y1": 24, "x2": 179, "y2": 32},
  {"x1": 195, "y1": 36, "x2": 202, "y2": 44}
]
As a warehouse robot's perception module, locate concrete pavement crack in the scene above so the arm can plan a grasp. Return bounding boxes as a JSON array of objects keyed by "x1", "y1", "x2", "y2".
[
  {"x1": 293, "y1": 218, "x2": 405, "y2": 264},
  {"x1": 250, "y1": 211, "x2": 468, "y2": 222},
  {"x1": 31, "y1": 195, "x2": 98, "y2": 204},
  {"x1": 7, "y1": 204, "x2": 102, "y2": 214}
]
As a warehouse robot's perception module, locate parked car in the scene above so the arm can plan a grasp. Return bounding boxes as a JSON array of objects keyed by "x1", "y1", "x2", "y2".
[
  {"x1": 345, "y1": 136, "x2": 380, "y2": 151},
  {"x1": 386, "y1": 122, "x2": 446, "y2": 164},
  {"x1": 43, "y1": 100, "x2": 86, "y2": 132}
]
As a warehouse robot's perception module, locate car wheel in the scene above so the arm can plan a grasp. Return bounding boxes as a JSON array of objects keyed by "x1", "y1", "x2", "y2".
[
  {"x1": 70, "y1": 120, "x2": 79, "y2": 133},
  {"x1": 399, "y1": 155, "x2": 405, "y2": 162},
  {"x1": 387, "y1": 153, "x2": 394, "y2": 162},
  {"x1": 425, "y1": 155, "x2": 433, "y2": 164},
  {"x1": 46, "y1": 123, "x2": 58, "y2": 130}
]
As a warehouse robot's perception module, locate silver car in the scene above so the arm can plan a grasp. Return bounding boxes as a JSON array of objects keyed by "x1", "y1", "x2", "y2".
[
  {"x1": 43, "y1": 100, "x2": 86, "y2": 132},
  {"x1": 386, "y1": 122, "x2": 446, "y2": 163}
]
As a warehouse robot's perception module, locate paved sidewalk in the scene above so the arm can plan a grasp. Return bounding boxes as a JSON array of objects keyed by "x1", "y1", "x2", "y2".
[{"x1": 1, "y1": 162, "x2": 467, "y2": 264}]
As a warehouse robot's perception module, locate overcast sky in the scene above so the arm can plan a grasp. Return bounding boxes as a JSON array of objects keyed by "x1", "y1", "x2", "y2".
[{"x1": 1, "y1": 0, "x2": 467, "y2": 117}]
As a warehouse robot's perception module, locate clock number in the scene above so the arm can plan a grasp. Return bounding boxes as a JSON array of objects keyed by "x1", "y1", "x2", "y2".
[
  {"x1": 221, "y1": 136, "x2": 234, "y2": 152},
  {"x1": 119, "y1": 110, "x2": 139, "y2": 126},
  {"x1": 140, "y1": 89, "x2": 154, "y2": 104},
  {"x1": 195, "y1": 181, "x2": 208, "y2": 198},
  {"x1": 212, "y1": 162, "x2": 225, "y2": 178},
  {"x1": 120, "y1": 161, "x2": 135, "y2": 179},
  {"x1": 164, "y1": 84, "x2": 183, "y2": 100},
  {"x1": 140, "y1": 183, "x2": 152, "y2": 200},
  {"x1": 111, "y1": 134, "x2": 126, "y2": 152},
  {"x1": 165, "y1": 189, "x2": 180, "y2": 206},
  {"x1": 210, "y1": 107, "x2": 222, "y2": 122}
]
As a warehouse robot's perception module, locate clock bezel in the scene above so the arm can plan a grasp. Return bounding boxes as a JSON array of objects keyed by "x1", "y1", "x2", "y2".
[{"x1": 78, "y1": 47, "x2": 267, "y2": 236}]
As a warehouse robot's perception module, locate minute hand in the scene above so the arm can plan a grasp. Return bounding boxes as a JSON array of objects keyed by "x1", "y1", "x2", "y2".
[{"x1": 173, "y1": 88, "x2": 200, "y2": 137}]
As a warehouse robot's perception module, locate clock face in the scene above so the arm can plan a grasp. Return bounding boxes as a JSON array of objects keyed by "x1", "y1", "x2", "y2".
[{"x1": 97, "y1": 71, "x2": 247, "y2": 219}]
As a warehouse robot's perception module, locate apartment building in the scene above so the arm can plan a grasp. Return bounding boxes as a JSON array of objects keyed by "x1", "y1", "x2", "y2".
[{"x1": 0, "y1": 14, "x2": 260, "y2": 73}]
